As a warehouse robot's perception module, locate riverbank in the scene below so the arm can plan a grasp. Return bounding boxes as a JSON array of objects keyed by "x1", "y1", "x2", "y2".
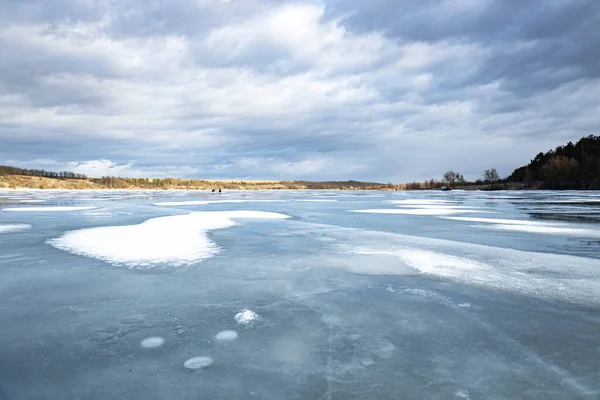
[{"x1": 0, "y1": 175, "x2": 399, "y2": 191}]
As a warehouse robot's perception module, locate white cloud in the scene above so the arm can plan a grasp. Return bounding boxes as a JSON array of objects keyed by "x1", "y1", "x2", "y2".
[{"x1": 66, "y1": 160, "x2": 136, "y2": 177}]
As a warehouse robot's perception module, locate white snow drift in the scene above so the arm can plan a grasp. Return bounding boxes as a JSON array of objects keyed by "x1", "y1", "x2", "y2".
[
  {"x1": 154, "y1": 200, "x2": 283, "y2": 206},
  {"x1": 351, "y1": 208, "x2": 484, "y2": 216},
  {"x1": 0, "y1": 224, "x2": 31, "y2": 233},
  {"x1": 184, "y1": 356, "x2": 214, "y2": 370},
  {"x1": 390, "y1": 199, "x2": 459, "y2": 205},
  {"x1": 215, "y1": 330, "x2": 238, "y2": 341},
  {"x1": 443, "y1": 216, "x2": 600, "y2": 238},
  {"x1": 48, "y1": 211, "x2": 289, "y2": 267},
  {"x1": 140, "y1": 337, "x2": 165, "y2": 349},
  {"x1": 3, "y1": 206, "x2": 96, "y2": 212},
  {"x1": 234, "y1": 310, "x2": 258, "y2": 324}
]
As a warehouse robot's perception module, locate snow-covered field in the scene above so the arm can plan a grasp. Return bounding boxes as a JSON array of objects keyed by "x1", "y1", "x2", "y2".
[{"x1": 1, "y1": 190, "x2": 599, "y2": 399}]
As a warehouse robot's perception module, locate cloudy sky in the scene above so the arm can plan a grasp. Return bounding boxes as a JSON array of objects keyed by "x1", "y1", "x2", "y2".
[{"x1": 1, "y1": 0, "x2": 599, "y2": 181}]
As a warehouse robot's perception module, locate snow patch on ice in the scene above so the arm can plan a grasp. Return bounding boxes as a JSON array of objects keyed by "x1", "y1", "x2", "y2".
[
  {"x1": 351, "y1": 208, "x2": 485, "y2": 215},
  {"x1": 0, "y1": 224, "x2": 31, "y2": 233},
  {"x1": 140, "y1": 337, "x2": 165, "y2": 348},
  {"x1": 336, "y1": 228, "x2": 600, "y2": 305},
  {"x1": 477, "y1": 224, "x2": 600, "y2": 238},
  {"x1": 3, "y1": 206, "x2": 96, "y2": 212},
  {"x1": 390, "y1": 199, "x2": 459, "y2": 205},
  {"x1": 441, "y1": 217, "x2": 551, "y2": 226},
  {"x1": 154, "y1": 200, "x2": 284, "y2": 206},
  {"x1": 215, "y1": 330, "x2": 238, "y2": 341},
  {"x1": 295, "y1": 199, "x2": 337, "y2": 202},
  {"x1": 443, "y1": 217, "x2": 600, "y2": 237},
  {"x1": 349, "y1": 249, "x2": 486, "y2": 278},
  {"x1": 234, "y1": 309, "x2": 258, "y2": 324},
  {"x1": 48, "y1": 211, "x2": 289, "y2": 267},
  {"x1": 397, "y1": 249, "x2": 485, "y2": 276},
  {"x1": 184, "y1": 356, "x2": 214, "y2": 370}
]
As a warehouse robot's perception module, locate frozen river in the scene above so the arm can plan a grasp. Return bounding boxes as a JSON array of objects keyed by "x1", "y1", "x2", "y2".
[{"x1": 1, "y1": 189, "x2": 600, "y2": 399}]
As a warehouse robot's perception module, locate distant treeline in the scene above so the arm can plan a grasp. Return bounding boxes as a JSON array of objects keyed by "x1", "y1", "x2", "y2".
[
  {"x1": 507, "y1": 135, "x2": 600, "y2": 189},
  {"x1": 0, "y1": 165, "x2": 87, "y2": 180}
]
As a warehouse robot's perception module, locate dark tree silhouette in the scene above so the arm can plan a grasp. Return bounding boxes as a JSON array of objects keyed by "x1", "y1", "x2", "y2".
[
  {"x1": 507, "y1": 135, "x2": 600, "y2": 189},
  {"x1": 443, "y1": 171, "x2": 464, "y2": 185},
  {"x1": 483, "y1": 168, "x2": 500, "y2": 183},
  {"x1": 0, "y1": 166, "x2": 87, "y2": 179}
]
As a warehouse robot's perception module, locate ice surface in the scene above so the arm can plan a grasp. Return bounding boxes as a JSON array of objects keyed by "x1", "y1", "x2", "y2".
[
  {"x1": 48, "y1": 211, "x2": 289, "y2": 267},
  {"x1": 140, "y1": 337, "x2": 165, "y2": 348},
  {"x1": 2, "y1": 206, "x2": 97, "y2": 212},
  {"x1": 234, "y1": 310, "x2": 258, "y2": 324},
  {"x1": 2, "y1": 190, "x2": 600, "y2": 399},
  {"x1": 215, "y1": 330, "x2": 238, "y2": 341},
  {"x1": 183, "y1": 356, "x2": 214, "y2": 370},
  {"x1": 0, "y1": 224, "x2": 31, "y2": 233}
]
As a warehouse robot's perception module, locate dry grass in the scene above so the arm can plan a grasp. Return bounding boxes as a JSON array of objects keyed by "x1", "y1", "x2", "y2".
[
  {"x1": 0, "y1": 175, "x2": 399, "y2": 191},
  {"x1": 0, "y1": 175, "x2": 101, "y2": 190}
]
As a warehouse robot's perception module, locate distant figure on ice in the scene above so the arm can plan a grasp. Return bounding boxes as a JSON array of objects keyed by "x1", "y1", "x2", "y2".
[
  {"x1": 219, "y1": 189, "x2": 222, "y2": 193},
  {"x1": 212, "y1": 189, "x2": 215, "y2": 194}
]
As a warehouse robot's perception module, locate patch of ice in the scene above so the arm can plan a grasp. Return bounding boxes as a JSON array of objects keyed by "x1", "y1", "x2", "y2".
[
  {"x1": 457, "y1": 303, "x2": 471, "y2": 308},
  {"x1": 48, "y1": 211, "x2": 289, "y2": 267},
  {"x1": 0, "y1": 224, "x2": 31, "y2": 233},
  {"x1": 140, "y1": 337, "x2": 165, "y2": 348},
  {"x1": 18, "y1": 200, "x2": 45, "y2": 203},
  {"x1": 321, "y1": 315, "x2": 344, "y2": 325},
  {"x1": 154, "y1": 200, "x2": 284, "y2": 206},
  {"x1": 215, "y1": 330, "x2": 238, "y2": 341},
  {"x1": 3, "y1": 206, "x2": 96, "y2": 212},
  {"x1": 234, "y1": 309, "x2": 258, "y2": 324},
  {"x1": 184, "y1": 356, "x2": 214, "y2": 370},
  {"x1": 351, "y1": 208, "x2": 484, "y2": 215}
]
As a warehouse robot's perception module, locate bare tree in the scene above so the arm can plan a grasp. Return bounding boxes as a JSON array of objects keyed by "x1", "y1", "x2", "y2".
[
  {"x1": 483, "y1": 168, "x2": 500, "y2": 183},
  {"x1": 443, "y1": 171, "x2": 463, "y2": 184}
]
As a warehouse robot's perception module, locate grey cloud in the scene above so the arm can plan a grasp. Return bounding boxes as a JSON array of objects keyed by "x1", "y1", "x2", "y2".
[{"x1": 331, "y1": 0, "x2": 600, "y2": 98}]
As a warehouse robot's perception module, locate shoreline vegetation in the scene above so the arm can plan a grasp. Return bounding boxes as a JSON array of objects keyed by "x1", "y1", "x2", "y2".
[{"x1": 2, "y1": 135, "x2": 599, "y2": 191}]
